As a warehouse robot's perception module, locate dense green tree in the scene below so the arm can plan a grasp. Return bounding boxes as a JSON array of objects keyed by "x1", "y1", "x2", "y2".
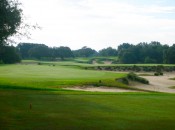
[
  {"x1": 118, "y1": 43, "x2": 133, "y2": 58},
  {"x1": 28, "y1": 44, "x2": 50, "y2": 59},
  {"x1": 144, "y1": 57, "x2": 156, "y2": 63},
  {"x1": 17, "y1": 43, "x2": 74, "y2": 60},
  {"x1": 162, "y1": 45, "x2": 169, "y2": 64},
  {"x1": 118, "y1": 43, "x2": 134, "y2": 63},
  {"x1": 17, "y1": 43, "x2": 41, "y2": 59},
  {"x1": 167, "y1": 44, "x2": 175, "y2": 64},
  {"x1": 120, "y1": 51, "x2": 137, "y2": 64},
  {"x1": 0, "y1": 0, "x2": 23, "y2": 63},
  {"x1": 1, "y1": 45, "x2": 20, "y2": 63},
  {"x1": 135, "y1": 42, "x2": 148, "y2": 63},
  {"x1": 118, "y1": 41, "x2": 169, "y2": 64},
  {"x1": 52, "y1": 46, "x2": 73, "y2": 60},
  {"x1": 146, "y1": 41, "x2": 163, "y2": 63},
  {"x1": 98, "y1": 47, "x2": 117, "y2": 56},
  {"x1": 0, "y1": 0, "x2": 22, "y2": 45},
  {"x1": 73, "y1": 46, "x2": 97, "y2": 57}
]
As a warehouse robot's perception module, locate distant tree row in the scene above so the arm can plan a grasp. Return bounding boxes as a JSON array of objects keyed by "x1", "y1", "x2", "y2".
[
  {"x1": 17, "y1": 43, "x2": 118, "y2": 60},
  {"x1": 118, "y1": 41, "x2": 175, "y2": 64},
  {"x1": 16, "y1": 42, "x2": 175, "y2": 64},
  {"x1": 17, "y1": 43, "x2": 73, "y2": 60},
  {"x1": 1, "y1": 42, "x2": 175, "y2": 64}
]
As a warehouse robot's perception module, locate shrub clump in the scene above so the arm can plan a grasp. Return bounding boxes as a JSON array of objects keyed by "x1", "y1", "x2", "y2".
[
  {"x1": 121, "y1": 77, "x2": 129, "y2": 85},
  {"x1": 116, "y1": 77, "x2": 129, "y2": 85},
  {"x1": 0, "y1": 60, "x2": 4, "y2": 64},
  {"x1": 154, "y1": 72, "x2": 163, "y2": 76},
  {"x1": 127, "y1": 72, "x2": 149, "y2": 84},
  {"x1": 38, "y1": 62, "x2": 42, "y2": 65}
]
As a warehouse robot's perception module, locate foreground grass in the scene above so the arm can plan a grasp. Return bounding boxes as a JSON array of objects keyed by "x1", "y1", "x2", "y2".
[{"x1": 0, "y1": 89, "x2": 175, "y2": 130}]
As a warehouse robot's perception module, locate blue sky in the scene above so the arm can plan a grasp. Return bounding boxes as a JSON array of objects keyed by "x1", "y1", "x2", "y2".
[{"x1": 16, "y1": 0, "x2": 175, "y2": 50}]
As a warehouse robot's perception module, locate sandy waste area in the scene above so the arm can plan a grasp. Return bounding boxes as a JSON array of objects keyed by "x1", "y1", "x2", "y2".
[
  {"x1": 134, "y1": 72, "x2": 175, "y2": 93},
  {"x1": 64, "y1": 72, "x2": 175, "y2": 93},
  {"x1": 64, "y1": 86, "x2": 139, "y2": 93}
]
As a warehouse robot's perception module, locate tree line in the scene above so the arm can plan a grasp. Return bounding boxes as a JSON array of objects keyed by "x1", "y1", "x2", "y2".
[
  {"x1": 1, "y1": 41, "x2": 174, "y2": 64},
  {"x1": 16, "y1": 43, "x2": 118, "y2": 61},
  {"x1": 1, "y1": 41, "x2": 175, "y2": 64},
  {"x1": 118, "y1": 41, "x2": 175, "y2": 64}
]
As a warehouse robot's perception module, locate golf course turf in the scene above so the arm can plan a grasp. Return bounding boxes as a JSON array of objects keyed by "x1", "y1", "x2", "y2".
[
  {"x1": 0, "y1": 61, "x2": 175, "y2": 130},
  {"x1": 0, "y1": 89, "x2": 175, "y2": 130},
  {"x1": 0, "y1": 64, "x2": 126, "y2": 89}
]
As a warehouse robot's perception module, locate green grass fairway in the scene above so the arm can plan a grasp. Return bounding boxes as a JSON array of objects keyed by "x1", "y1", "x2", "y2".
[
  {"x1": 0, "y1": 64, "x2": 126, "y2": 89},
  {"x1": 1, "y1": 62, "x2": 175, "y2": 129},
  {"x1": 0, "y1": 89, "x2": 175, "y2": 130},
  {"x1": 22, "y1": 60, "x2": 175, "y2": 67}
]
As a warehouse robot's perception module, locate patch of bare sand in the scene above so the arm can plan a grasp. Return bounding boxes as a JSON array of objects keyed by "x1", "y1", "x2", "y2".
[
  {"x1": 103, "y1": 61, "x2": 112, "y2": 64},
  {"x1": 133, "y1": 72, "x2": 175, "y2": 93},
  {"x1": 64, "y1": 72, "x2": 175, "y2": 93},
  {"x1": 92, "y1": 60, "x2": 98, "y2": 64},
  {"x1": 64, "y1": 86, "x2": 139, "y2": 92}
]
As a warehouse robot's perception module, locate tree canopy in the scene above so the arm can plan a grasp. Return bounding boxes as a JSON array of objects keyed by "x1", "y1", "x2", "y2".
[
  {"x1": 0, "y1": 0, "x2": 22, "y2": 45},
  {"x1": 99, "y1": 47, "x2": 117, "y2": 57},
  {"x1": 0, "y1": 0, "x2": 23, "y2": 64},
  {"x1": 17, "y1": 43, "x2": 74, "y2": 60},
  {"x1": 118, "y1": 41, "x2": 175, "y2": 64},
  {"x1": 73, "y1": 46, "x2": 97, "y2": 57},
  {"x1": 16, "y1": 42, "x2": 175, "y2": 64}
]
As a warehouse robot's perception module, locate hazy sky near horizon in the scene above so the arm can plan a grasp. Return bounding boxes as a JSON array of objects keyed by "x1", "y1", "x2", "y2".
[{"x1": 17, "y1": 0, "x2": 175, "y2": 50}]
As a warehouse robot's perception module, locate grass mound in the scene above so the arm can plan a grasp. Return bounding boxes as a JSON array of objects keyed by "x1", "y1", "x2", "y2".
[
  {"x1": 0, "y1": 63, "x2": 131, "y2": 90},
  {"x1": 117, "y1": 72, "x2": 149, "y2": 86},
  {"x1": 127, "y1": 72, "x2": 149, "y2": 84}
]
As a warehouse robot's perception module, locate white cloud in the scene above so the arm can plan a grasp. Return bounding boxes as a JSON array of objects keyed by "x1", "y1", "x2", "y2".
[{"x1": 17, "y1": 0, "x2": 175, "y2": 50}]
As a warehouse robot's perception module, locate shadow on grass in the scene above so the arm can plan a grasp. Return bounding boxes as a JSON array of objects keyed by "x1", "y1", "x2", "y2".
[{"x1": 0, "y1": 85, "x2": 57, "y2": 91}]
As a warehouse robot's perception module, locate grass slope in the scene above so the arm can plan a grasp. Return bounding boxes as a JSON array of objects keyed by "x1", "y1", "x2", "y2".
[
  {"x1": 0, "y1": 64, "x2": 126, "y2": 89},
  {"x1": 0, "y1": 89, "x2": 175, "y2": 130}
]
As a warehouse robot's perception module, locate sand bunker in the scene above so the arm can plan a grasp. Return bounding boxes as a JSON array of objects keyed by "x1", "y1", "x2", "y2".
[
  {"x1": 134, "y1": 72, "x2": 175, "y2": 93},
  {"x1": 64, "y1": 86, "x2": 139, "y2": 92},
  {"x1": 64, "y1": 72, "x2": 175, "y2": 93}
]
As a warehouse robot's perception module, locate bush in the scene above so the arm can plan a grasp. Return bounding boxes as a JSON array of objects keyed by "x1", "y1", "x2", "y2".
[
  {"x1": 116, "y1": 77, "x2": 129, "y2": 85},
  {"x1": 154, "y1": 72, "x2": 159, "y2": 76},
  {"x1": 136, "y1": 77, "x2": 149, "y2": 84},
  {"x1": 127, "y1": 72, "x2": 149, "y2": 84},
  {"x1": 132, "y1": 65, "x2": 141, "y2": 72},
  {"x1": 154, "y1": 72, "x2": 164, "y2": 76},
  {"x1": 88, "y1": 59, "x2": 93, "y2": 64},
  {"x1": 159, "y1": 72, "x2": 163, "y2": 75},
  {"x1": 121, "y1": 78, "x2": 129, "y2": 85},
  {"x1": 0, "y1": 60, "x2": 4, "y2": 64},
  {"x1": 127, "y1": 72, "x2": 137, "y2": 80},
  {"x1": 111, "y1": 60, "x2": 118, "y2": 64}
]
